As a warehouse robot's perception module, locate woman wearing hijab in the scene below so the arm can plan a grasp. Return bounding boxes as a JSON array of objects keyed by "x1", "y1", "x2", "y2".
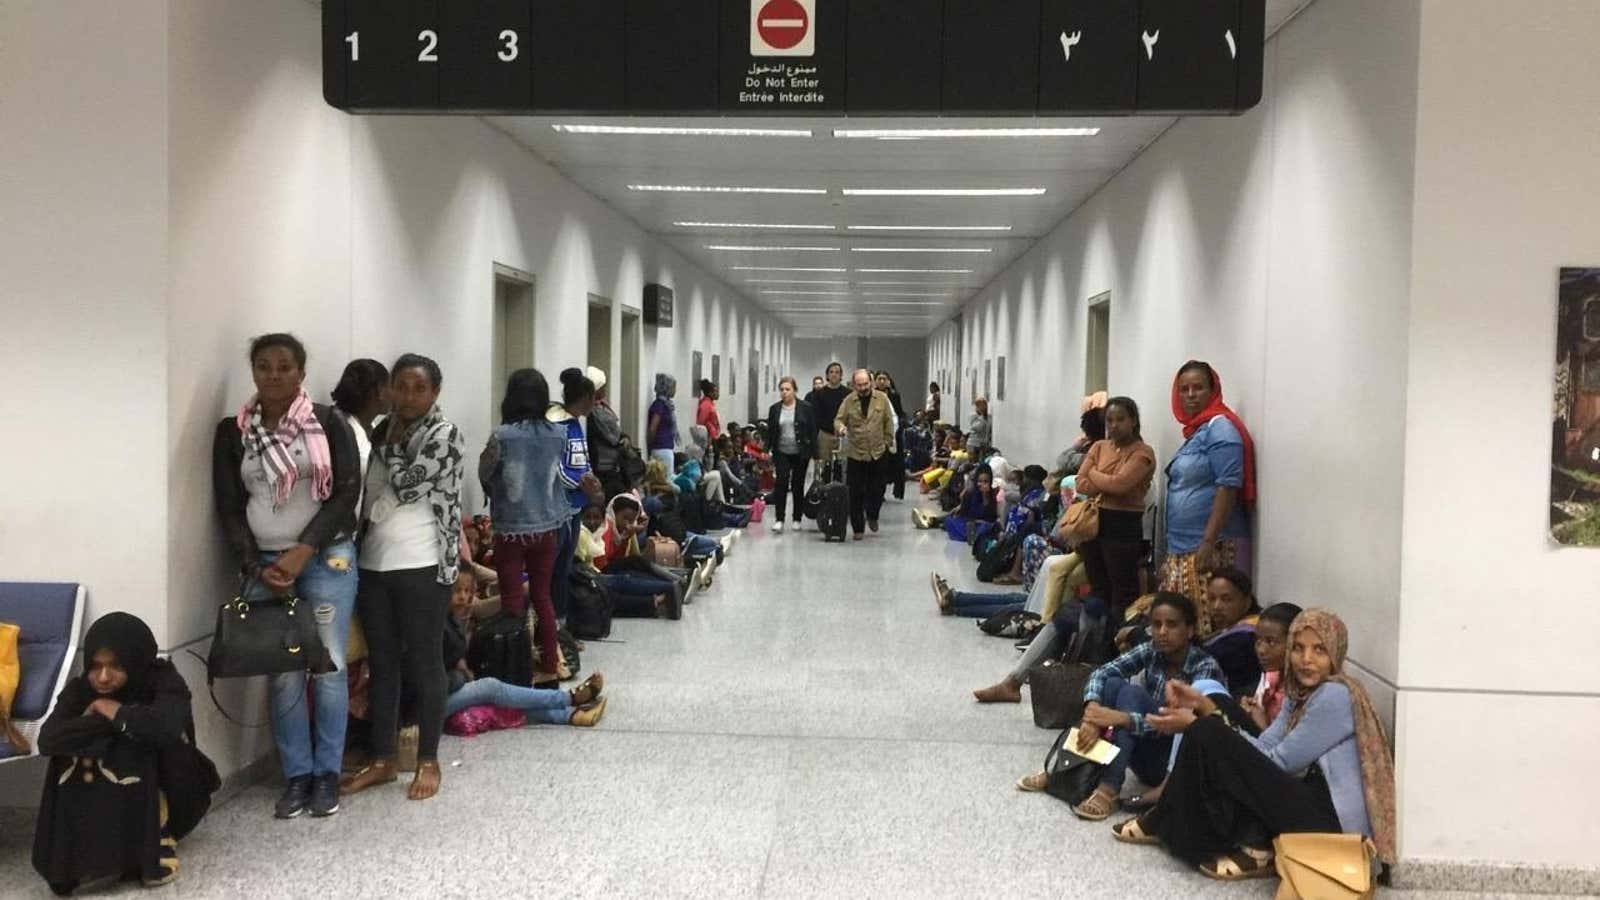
[
  {"x1": 33, "y1": 613, "x2": 220, "y2": 895},
  {"x1": 646, "y1": 373, "x2": 679, "y2": 473},
  {"x1": 1163, "y1": 360, "x2": 1257, "y2": 632},
  {"x1": 213, "y1": 333, "x2": 361, "y2": 819},
  {"x1": 1117, "y1": 608, "x2": 1396, "y2": 883}
]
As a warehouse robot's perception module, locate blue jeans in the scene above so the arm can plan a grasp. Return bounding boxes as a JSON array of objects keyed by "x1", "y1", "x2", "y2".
[
  {"x1": 1098, "y1": 675, "x2": 1174, "y2": 791},
  {"x1": 445, "y1": 677, "x2": 572, "y2": 724},
  {"x1": 246, "y1": 540, "x2": 358, "y2": 779},
  {"x1": 951, "y1": 590, "x2": 1025, "y2": 619}
]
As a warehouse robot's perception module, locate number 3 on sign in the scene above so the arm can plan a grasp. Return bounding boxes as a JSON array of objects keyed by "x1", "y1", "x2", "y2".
[{"x1": 498, "y1": 29, "x2": 518, "y2": 62}]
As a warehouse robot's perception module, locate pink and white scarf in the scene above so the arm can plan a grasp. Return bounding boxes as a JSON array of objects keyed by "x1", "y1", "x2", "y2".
[{"x1": 237, "y1": 389, "x2": 332, "y2": 509}]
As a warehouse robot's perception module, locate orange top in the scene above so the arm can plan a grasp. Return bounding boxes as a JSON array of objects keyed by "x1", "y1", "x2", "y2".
[{"x1": 1075, "y1": 439, "x2": 1156, "y2": 512}]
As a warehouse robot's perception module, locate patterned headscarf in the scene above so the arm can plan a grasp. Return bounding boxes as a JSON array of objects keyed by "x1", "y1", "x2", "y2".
[
  {"x1": 654, "y1": 373, "x2": 677, "y2": 408},
  {"x1": 1284, "y1": 608, "x2": 1397, "y2": 864}
]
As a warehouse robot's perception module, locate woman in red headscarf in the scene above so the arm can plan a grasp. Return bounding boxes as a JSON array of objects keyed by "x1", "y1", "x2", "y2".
[{"x1": 1160, "y1": 361, "x2": 1257, "y2": 635}]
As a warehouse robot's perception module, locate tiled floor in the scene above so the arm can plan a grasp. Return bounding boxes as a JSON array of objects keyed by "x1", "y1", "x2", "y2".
[{"x1": 0, "y1": 497, "x2": 1584, "y2": 897}]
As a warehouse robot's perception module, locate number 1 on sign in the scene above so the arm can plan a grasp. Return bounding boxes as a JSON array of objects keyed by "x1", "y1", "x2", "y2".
[{"x1": 345, "y1": 31, "x2": 359, "y2": 61}]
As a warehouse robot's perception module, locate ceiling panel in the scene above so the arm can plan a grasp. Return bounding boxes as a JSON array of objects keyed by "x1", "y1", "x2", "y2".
[{"x1": 479, "y1": 0, "x2": 1315, "y2": 337}]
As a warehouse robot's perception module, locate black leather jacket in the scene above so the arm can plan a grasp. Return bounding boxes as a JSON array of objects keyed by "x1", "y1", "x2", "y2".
[
  {"x1": 766, "y1": 399, "x2": 818, "y2": 459},
  {"x1": 213, "y1": 403, "x2": 362, "y2": 578}
]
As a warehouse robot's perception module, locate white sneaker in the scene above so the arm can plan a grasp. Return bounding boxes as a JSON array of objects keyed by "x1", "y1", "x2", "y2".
[
  {"x1": 772, "y1": 521, "x2": 784, "y2": 534},
  {"x1": 719, "y1": 532, "x2": 737, "y2": 556}
]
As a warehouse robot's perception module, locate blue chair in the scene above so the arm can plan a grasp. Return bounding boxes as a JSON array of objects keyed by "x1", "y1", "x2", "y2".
[{"x1": 0, "y1": 582, "x2": 85, "y2": 762}]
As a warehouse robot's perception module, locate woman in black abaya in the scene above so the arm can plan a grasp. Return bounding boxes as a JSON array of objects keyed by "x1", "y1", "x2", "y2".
[{"x1": 32, "y1": 612, "x2": 219, "y2": 895}]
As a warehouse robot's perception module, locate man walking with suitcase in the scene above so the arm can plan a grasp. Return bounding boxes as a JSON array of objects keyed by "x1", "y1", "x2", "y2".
[{"x1": 833, "y1": 368, "x2": 897, "y2": 541}]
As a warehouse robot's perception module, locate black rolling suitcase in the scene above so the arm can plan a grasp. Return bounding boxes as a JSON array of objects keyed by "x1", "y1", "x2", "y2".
[{"x1": 814, "y1": 453, "x2": 849, "y2": 541}]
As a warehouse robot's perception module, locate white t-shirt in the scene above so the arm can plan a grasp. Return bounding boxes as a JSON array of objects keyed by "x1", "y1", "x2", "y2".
[
  {"x1": 361, "y1": 456, "x2": 437, "y2": 572},
  {"x1": 243, "y1": 434, "x2": 321, "y2": 552}
]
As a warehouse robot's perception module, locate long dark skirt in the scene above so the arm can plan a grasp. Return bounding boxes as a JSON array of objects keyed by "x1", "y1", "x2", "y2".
[{"x1": 1143, "y1": 716, "x2": 1341, "y2": 865}]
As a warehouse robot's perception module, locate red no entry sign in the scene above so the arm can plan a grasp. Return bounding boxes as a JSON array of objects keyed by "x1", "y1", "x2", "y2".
[{"x1": 752, "y1": 0, "x2": 814, "y2": 56}]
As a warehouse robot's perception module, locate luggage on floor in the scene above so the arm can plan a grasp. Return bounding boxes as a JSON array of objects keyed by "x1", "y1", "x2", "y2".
[
  {"x1": 645, "y1": 535, "x2": 682, "y2": 567},
  {"x1": 977, "y1": 609, "x2": 1039, "y2": 638},
  {"x1": 568, "y1": 570, "x2": 614, "y2": 640},
  {"x1": 465, "y1": 613, "x2": 534, "y2": 687},
  {"x1": 748, "y1": 496, "x2": 766, "y2": 523},
  {"x1": 1041, "y1": 727, "x2": 1104, "y2": 808},
  {"x1": 975, "y1": 532, "x2": 1023, "y2": 581},
  {"x1": 816, "y1": 481, "x2": 849, "y2": 541},
  {"x1": 1028, "y1": 657, "x2": 1094, "y2": 730}
]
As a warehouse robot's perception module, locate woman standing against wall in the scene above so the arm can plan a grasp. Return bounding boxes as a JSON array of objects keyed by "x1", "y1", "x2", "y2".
[
  {"x1": 1074, "y1": 396, "x2": 1157, "y2": 629},
  {"x1": 765, "y1": 376, "x2": 816, "y2": 533},
  {"x1": 696, "y1": 380, "x2": 723, "y2": 441},
  {"x1": 1162, "y1": 360, "x2": 1257, "y2": 631},
  {"x1": 213, "y1": 333, "x2": 361, "y2": 820},
  {"x1": 647, "y1": 374, "x2": 679, "y2": 472},
  {"x1": 967, "y1": 394, "x2": 993, "y2": 456},
  {"x1": 343, "y1": 354, "x2": 464, "y2": 802},
  {"x1": 925, "y1": 381, "x2": 942, "y2": 423},
  {"x1": 546, "y1": 369, "x2": 604, "y2": 644}
]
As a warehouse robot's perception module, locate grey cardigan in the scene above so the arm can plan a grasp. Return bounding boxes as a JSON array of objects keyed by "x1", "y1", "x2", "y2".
[{"x1": 1247, "y1": 681, "x2": 1371, "y2": 839}]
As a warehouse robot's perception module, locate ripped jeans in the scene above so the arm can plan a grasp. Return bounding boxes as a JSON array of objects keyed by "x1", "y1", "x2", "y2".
[{"x1": 246, "y1": 540, "x2": 358, "y2": 779}]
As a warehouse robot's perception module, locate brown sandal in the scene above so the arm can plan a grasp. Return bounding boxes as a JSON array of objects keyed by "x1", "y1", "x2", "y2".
[
  {"x1": 569, "y1": 672, "x2": 605, "y2": 707},
  {"x1": 1015, "y1": 771, "x2": 1049, "y2": 792},
  {"x1": 407, "y1": 760, "x2": 442, "y2": 801},
  {"x1": 1112, "y1": 816, "x2": 1160, "y2": 845},
  {"x1": 1199, "y1": 847, "x2": 1275, "y2": 880},
  {"x1": 339, "y1": 758, "x2": 396, "y2": 796},
  {"x1": 1072, "y1": 788, "x2": 1119, "y2": 821}
]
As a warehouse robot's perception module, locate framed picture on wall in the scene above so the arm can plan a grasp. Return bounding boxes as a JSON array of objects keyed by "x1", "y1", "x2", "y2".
[
  {"x1": 730, "y1": 359, "x2": 737, "y2": 395},
  {"x1": 998, "y1": 357, "x2": 1007, "y2": 401},
  {"x1": 983, "y1": 361, "x2": 991, "y2": 398},
  {"x1": 712, "y1": 354, "x2": 720, "y2": 388},
  {"x1": 1551, "y1": 266, "x2": 1600, "y2": 546},
  {"x1": 692, "y1": 351, "x2": 703, "y2": 396}
]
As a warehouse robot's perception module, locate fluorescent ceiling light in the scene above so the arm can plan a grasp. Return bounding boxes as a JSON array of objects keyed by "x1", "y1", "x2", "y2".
[
  {"x1": 553, "y1": 124, "x2": 812, "y2": 137},
  {"x1": 834, "y1": 127, "x2": 1099, "y2": 139},
  {"x1": 862, "y1": 292, "x2": 957, "y2": 298},
  {"x1": 760, "y1": 290, "x2": 852, "y2": 296},
  {"x1": 731, "y1": 266, "x2": 848, "y2": 272},
  {"x1": 857, "y1": 280, "x2": 966, "y2": 286},
  {"x1": 855, "y1": 268, "x2": 974, "y2": 274},
  {"x1": 629, "y1": 184, "x2": 826, "y2": 194},
  {"x1": 678, "y1": 221, "x2": 835, "y2": 230},
  {"x1": 842, "y1": 188, "x2": 1046, "y2": 197},
  {"x1": 743, "y1": 279, "x2": 851, "y2": 285},
  {"x1": 850, "y1": 247, "x2": 993, "y2": 254},
  {"x1": 847, "y1": 225, "x2": 1012, "y2": 232},
  {"x1": 707, "y1": 245, "x2": 840, "y2": 252}
]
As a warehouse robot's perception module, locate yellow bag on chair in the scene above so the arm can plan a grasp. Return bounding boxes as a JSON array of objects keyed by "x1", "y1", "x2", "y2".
[
  {"x1": 0, "y1": 621, "x2": 20, "y2": 715},
  {"x1": 1273, "y1": 833, "x2": 1377, "y2": 900}
]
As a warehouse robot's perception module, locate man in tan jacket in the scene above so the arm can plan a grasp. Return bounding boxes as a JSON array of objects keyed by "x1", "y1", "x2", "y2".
[{"x1": 833, "y1": 368, "x2": 896, "y2": 539}]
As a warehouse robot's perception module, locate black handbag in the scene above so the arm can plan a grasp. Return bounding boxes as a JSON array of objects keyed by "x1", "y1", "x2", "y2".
[
  {"x1": 1042, "y1": 727, "x2": 1105, "y2": 808},
  {"x1": 207, "y1": 579, "x2": 333, "y2": 681}
]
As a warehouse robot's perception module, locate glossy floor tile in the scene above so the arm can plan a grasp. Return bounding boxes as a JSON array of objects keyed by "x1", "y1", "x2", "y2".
[{"x1": 0, "y1": 497, "x2": 1583, "y2": 897}]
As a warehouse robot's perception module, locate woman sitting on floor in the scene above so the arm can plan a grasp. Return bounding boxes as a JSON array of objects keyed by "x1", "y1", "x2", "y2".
[
  {"x1": 591, "y1": 494, "x2": 687, "y2": 620},
  {"x1": 444, "y1": 568, "x2": 608, "y2": 726},
  {"x1": 1016, "y1": 593, "x2": 1224, "y2": 822},
  {"x1": 982, "y1": 465, "x2": 1052, "y2": 586},
  {"x1": 940, "y1": 464, "x2": 997, "y2": 543},
  {"x1": 1112, "y1": 608, "x2": 1395, "y2": 883},
  {"x1": 1201, "y1": 567, "x2": 1263, "y2": 695},
  {"x1": 33, "y1": 613, "x2": 220, "y2": 895}
]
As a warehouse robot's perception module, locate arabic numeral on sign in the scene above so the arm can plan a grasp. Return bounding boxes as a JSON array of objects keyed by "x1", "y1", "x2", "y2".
[
  {"x1": 497, "y1": 29, "x2": 518, "y2": 62},
  {"x1": 417, "y1": 29, "x2": 438, "y2": 62},
  {"x1": 345, "y1": 31, "x2": 359, "y2": 61}
]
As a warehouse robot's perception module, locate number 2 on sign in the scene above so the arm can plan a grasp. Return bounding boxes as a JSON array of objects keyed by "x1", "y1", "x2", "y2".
[
  {"x1": 498, "y1": 29, "x2": 518, "y2": 62},
  {"x1": 417, "y1": 29, "x2": 438, "y2": 62}
]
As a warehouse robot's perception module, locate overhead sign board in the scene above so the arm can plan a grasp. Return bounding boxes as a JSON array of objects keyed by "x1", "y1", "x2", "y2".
[{"x1": 323, "y1": 0, "x2": 1264, "y2": 116}]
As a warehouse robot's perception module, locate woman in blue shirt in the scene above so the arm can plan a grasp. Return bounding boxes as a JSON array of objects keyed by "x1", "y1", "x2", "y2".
[
  {"x1": 1017, "y1": 592, "x2": 1223, "y2": 821},
  {"x1": 1116, "y1": 608, "x2": 1396, "y2": 882},
  {"x1": 1163, "y1": 361, "x2": 1258, "y2": 633}
]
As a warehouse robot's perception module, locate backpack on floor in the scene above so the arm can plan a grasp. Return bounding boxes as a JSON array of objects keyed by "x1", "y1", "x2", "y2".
[
  {"x1": 975, "y1": 532, "x2": 1023, "y2": 582},
  {"x1": 568, "y1": 569, "x2": 615, "y2": 641},
  {"x1": 466, "y1": 613, "x2": 534, "y2": 687},
  {"x1": 977, "y1": 609, "x2": 1039, "y2": 638}
]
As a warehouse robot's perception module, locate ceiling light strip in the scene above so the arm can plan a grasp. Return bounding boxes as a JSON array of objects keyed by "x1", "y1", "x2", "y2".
[
  {"x1": 678, "y1": 221, "x2": 835, "y2": 230},
  {"x1": 854, "y1": 268, "x2": 974, "y2": 274},
  {"x1": 731, "y1": 266, "x2": 848, "y2": 272},
  {"x1": 629, "y1": 184, "x2": 827, "y2": 194},
  {"x1": 833, "y1": 127, "x2": 1100, "y2": 139},
  {"x1": 841, "y1": 188, "x2": 1046, "y2": 197},
  {"x1": 707, "y1": 245, "x2": 840, "y2": 252},
  {"x1": 850, "y1": 247, "x2": 993, "y2": 254},
  {"x1": 846, "y1": 225, "x2": 1012, "y2": 232},
  {"x1": 553, "y1": 124, "x2": 812, "y2": 137}
]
